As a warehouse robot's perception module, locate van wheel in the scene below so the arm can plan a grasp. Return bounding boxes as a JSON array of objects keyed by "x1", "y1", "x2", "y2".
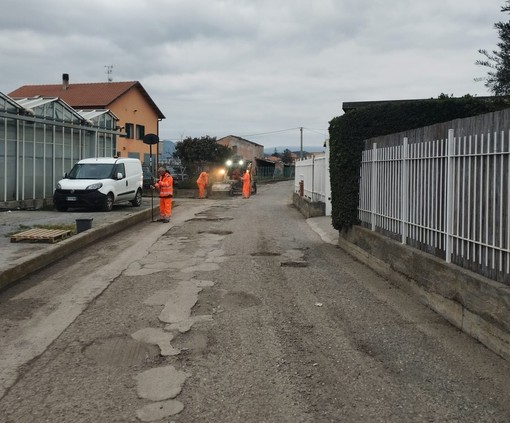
[
  {"x1": 55, "y1": 204, "x2": 68, "y2": 212},
  {"x1": 103, "y1": 193, "x2": 114, "y2": 212},
  {"x1": 131, "y1": 189, "x2": 142, "y2": 207}
]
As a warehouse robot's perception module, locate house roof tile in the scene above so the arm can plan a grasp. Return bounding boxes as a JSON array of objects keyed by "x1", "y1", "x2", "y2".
[{"x1": 9, "y1": 81, "x2": 165, "y2": 119}]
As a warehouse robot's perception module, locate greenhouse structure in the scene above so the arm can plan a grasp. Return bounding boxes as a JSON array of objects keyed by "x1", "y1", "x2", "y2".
[{"x1": 0, "y1": 92, "x2": 119, "y2": 209}]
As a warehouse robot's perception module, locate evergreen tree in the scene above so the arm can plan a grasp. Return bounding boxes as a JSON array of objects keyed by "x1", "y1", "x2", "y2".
[
  {"x1": 173, "y1": 136, "x2": 231, "y2": 172},
  {"x1": 477, "y1": 2, "x2": 510, "y2": 95},
  {"x1": 281, "y1": 149, "x2": 293, "y2": 164}
]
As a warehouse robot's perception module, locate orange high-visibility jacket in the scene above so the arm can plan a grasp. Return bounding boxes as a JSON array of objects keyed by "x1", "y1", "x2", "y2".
[
  {"x1": 155, "y1": 173, "x2": 173, "y2": 197},
  {"x1": 197, "y1": 171, "x2": 208, "y2": 186},
  {"x1": 241, "y1": 171, "x2": 251, "y2": 196}
]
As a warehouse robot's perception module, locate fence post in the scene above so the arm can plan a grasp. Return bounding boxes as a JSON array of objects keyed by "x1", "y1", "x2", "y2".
[
  {"x1": 445, "y1": 129, "x2": 454, "y2": 263},
  {"x1": 401, "y1": 137, "x2": 409, "y2": 244},
  {"x1": 371, "y1": 143, "x2": 378, "y2": 231},
  {"x1": 311, "y1": 156, "x2": 315, "y2": 202}
]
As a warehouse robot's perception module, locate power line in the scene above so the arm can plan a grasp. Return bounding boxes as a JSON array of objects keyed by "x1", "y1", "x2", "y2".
[
  {"x1": 303, "y1": 127, "x2": 328, "y2": 137},
  {"x1": 163, "y1": 126, "x2": 328, "y2": 142},
  {"x1": 239, "y1": 127, "x2": 301, "y2": 138},
  {"x1": 240, "y1": 127, "x2": 327, "y2": 138}
]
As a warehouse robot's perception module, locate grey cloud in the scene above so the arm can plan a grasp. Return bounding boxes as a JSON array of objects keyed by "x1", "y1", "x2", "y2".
[{"x1": 0, "y1": 0, "x2": 504, "y2": 148}]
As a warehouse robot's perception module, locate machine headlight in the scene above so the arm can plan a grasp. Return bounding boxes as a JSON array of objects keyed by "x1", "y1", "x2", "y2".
[
  {"x1": 86, "y1": 182, "x2": 103, "y2": 190},
  {"x1": 56, "y1": 182, "x2": 62, "y2": 190},
  {"x1": 226, "y1": 159, "x2": 232, "y2": 166}
]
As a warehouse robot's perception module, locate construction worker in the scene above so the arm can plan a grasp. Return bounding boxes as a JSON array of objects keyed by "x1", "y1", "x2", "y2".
[
  {"x1": 241, "y1": 169, "x2": 251, "y2": 199},
  {"x1": 151, "y1": 167, "x2": 173, "y2": 222},
  {"x1": 196, "y1": 169, "x2": 209, "y2": 199}
]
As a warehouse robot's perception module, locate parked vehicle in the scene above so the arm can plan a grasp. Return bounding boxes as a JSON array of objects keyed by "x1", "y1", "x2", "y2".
[{"x1": 53, "y1": 157, "x2": 144, "y2": 212}]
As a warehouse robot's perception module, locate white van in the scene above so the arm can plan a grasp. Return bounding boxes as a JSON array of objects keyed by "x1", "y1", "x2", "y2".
[{"x1": 53, "y1": 157, "x2": 143, "y2": 212}]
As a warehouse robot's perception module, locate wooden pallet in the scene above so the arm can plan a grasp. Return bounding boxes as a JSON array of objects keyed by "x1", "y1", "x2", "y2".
[{"x1": 10, "y1": 228, "x2": 72, "y2": 243}]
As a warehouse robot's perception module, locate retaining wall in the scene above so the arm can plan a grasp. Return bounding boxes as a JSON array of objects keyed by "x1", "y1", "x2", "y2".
[{"x1": 292, "y1": 193, "x2": 325, "y2": 218}]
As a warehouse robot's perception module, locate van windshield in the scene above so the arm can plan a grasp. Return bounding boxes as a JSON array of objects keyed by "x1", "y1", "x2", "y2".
[{"x1": 68, "y1": 163, "x2": 115, "y2": 179}]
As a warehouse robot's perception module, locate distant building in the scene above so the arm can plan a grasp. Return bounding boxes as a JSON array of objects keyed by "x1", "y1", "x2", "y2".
[
  {"x1": 217, "y1": 135, "x2": 264, "y2": 165},
  {"x1": 158, "y1": 140, "x2": 176, "y2": 165},
  {"x1": 9, "y1": 74, "x2": 165, "y2": 165}
]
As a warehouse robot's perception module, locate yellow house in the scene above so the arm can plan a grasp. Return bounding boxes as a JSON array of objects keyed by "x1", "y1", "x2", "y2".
[{"x1": 9, "y1": 74, "x2": 165, "y2": 164}]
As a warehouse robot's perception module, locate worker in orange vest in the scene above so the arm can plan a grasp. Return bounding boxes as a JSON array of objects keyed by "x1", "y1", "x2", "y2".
[
  {"x1": 196, "y1": 169, "x2": 209, "y2": 199},
  {"x1": 151, "y1": 167, "x2": 173, "y2": 222},
  {"x1": 241, "y1": 169, "x2": 251, "y2": 199}
]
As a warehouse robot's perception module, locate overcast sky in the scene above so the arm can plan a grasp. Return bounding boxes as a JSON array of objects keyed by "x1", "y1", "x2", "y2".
[{"x1": 0, "y1": 0, "x2": 505, "y2": 151}]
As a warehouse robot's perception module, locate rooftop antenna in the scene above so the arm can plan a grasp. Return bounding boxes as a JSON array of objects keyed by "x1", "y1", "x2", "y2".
[{"x1": 105, "y1": 65, "x2": 113, "y2": 82}]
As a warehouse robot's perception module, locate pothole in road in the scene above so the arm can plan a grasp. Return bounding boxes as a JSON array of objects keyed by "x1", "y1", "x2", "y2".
[
  {"x1": 280, "y1": 261, "x2": 308, "y2": 267},
  {"x1": 83, "y1": 335, "x2": 161, "y2": 368},
  {"x1": 221, "y1": 291, "x2": 262, "y2": 309},
  {"x1": 209, "y1": 206, "x2": 232, "y2": 211},
  {"x1": 194, "y1": 288, "x2": 262, "y2": 313},
  {"x1": 197, "y1": 229, "x2": 233, "y2": 235},
  {"x1": 0, "y1": 298, "x2": 46, "y2": 321},
  {"x1": 251, "y1": 252, "x2": 281, "y2": 257},
  {"x1": 172, "y1": 330, "x2": 210, "y2": 359},
  {"x1": 186, "y1": 217, "x2": 233, "y2": 222}
]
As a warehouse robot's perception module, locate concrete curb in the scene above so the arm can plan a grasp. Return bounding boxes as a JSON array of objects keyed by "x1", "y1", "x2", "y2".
[
  {"x1": 0, "y1": 206, "x2": 159, "y2": 291},
  {"x1": 306, "y1": 217, "x2": 338, "y2": 245}
]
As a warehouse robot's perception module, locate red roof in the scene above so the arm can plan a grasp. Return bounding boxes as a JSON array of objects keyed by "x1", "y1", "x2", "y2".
[{"x1": 9, "y1": 81, "x2": 165, "y2": 119}]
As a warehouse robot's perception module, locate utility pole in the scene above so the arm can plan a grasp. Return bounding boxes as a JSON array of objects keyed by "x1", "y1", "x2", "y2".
[{"x1": 300, "y1": 127, "x2": 303, "y2": 159}]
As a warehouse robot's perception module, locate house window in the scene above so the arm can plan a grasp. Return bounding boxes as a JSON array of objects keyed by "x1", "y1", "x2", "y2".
[
  {"x1": 125, "y1": 123, "x2": 134, "y2": 139},
  {"x1": 136, "y1": 124, "x2": 145, "y2": 140}
]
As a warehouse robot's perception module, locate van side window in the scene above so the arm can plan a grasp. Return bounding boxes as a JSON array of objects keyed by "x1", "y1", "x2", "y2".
[{"x1": 115, "y1": 163, "x2": 126, "y2": 179}]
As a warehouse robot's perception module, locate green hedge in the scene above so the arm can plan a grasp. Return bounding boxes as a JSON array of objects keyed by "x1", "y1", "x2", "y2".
[{"x1": 329, "y1": 95, "x2": 510, "y2": 231}]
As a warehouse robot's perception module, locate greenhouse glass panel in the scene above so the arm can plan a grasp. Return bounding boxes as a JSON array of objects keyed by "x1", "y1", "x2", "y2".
[
  {"x1": 45, "y1": 102, "x2": 54, "y2": 119},
  {"x1": 5, "y1": 119, "x2": 18, "y2": 201},
  {"x1": 24, "y1": 156, "x2": 34, "y2": 199}
]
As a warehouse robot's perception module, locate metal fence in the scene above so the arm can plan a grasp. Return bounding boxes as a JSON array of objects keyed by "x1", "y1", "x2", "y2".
[
  {"x1": 359, "y1": 111, "x2": 510, "y2": 284},
  {"x1": 295, "y1": 155, "x2": 327, "y2": 203}
]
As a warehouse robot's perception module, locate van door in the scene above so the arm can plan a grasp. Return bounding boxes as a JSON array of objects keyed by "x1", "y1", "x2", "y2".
[{"x1": 113, "y1": 163, "x2": 131, "y2": 200}]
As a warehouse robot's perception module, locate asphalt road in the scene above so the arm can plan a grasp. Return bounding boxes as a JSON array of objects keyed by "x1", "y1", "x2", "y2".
[{"x1": 1, "y1": 181, "x2": 510, "y2": 422}]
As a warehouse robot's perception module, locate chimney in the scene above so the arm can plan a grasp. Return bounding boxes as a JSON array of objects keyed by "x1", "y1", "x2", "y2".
[{"x1": 62, "y1": 73, "x2": 69, "y2": 90}]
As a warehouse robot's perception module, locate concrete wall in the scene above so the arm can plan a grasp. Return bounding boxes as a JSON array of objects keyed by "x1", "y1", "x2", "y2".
[
  {"x1": 292, "y1": 192, "x2": 325, "y2": 218},
  {"x1": 338, "y1": 225, "x2": 510, "y2": 361},
  {"x1": 0, "y1": 198, "x2": 54, "y2": 211}
]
